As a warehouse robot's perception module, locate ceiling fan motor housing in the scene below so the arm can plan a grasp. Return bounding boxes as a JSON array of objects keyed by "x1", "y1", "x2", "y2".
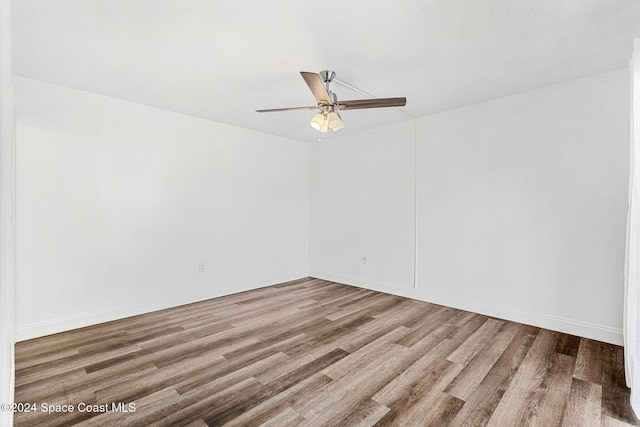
[{"x1": 319, "y1": 70, "x2": 336, "y2": 84}]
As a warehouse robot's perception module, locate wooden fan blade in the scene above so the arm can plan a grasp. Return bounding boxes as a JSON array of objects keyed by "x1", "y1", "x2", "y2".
[
  {"x1": 337, "y1": 97, "x2": 406, "y2": 110},
  {"x1": 256, "y1": 106, "x2": 317, "y2": 113},
  {"x1": 300, "y1": 72, "x2": 332, "y2": 104}
]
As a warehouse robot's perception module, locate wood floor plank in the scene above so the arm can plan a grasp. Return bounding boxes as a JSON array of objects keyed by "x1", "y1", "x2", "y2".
[
  {"x1": 604, "y1": 386, "x2": 640, "y2": 426},
  {"x1": 575, "y1": 338, "x2": 609, "y2": 384},
  {"x1": 555, "y1": 333, "x2": 581, "y2": 358},
  {"x1": 254, "y1": 328, "x2": 364, "y2": 384},
  {"x1": 257, "y1": 407, "x2": 306, "y2": 427},
  {"x1": 151, "y1": 377, "x2": 265, "y2": 426},
  {"x1": 371, "y1": 328, "x2": 462, "y2": 406},
  {"x1": 322, "y1": 398, "x2": 390, "y2": 427},
  {"x1": 204, "y1": 349, "x2": 349, "y2": 426},
  {"x1": 446, "y1": 317, "x2": 504, "y2": 365},
  {"x1": 356, "y1": 299, "x2": 428, "y2": 334},
  {"x1": 321, "y1": 326, "x2": 411, "y2": 380},
  {"x1": 224, "y1": 373, "x2": 333, "y2": 427},
  {"x1": 16, "y1": 360, "x2": 159, "y2": 406},
  {"x1": 562, "y1": 378, "x2": 602, "y2": 427},
  {"x1": 13, "y1": 278, "x2": 639, "y2": 427},
  {"x1": 93, "y1": 354, "x2": 236, "y2": 404},
  {"x1": 394, "y1": 305, "x2": 458, "y2": 347},
  {"x1": 325, "y1": 292, "x2": 390, "y2": 321},
  {"x1": 172, "y1": 343, "x2": 298, "y2": 396},
  {"x1": 605, "y1": 415, "x2": 640, "y2": 427},
  {"x1": 424, "y1": 393, "x2": 466, "y2": 426},
  {"x1": 448, "y1": 323, "x2": 540, "y2": 427},
  {"x1": 15, "y1": 367, "x2": 89, "y2": 401},
  {"x1": 84, "y1": 386, "x2": 183, "y2": 427},
  {"x1": 301, "y1": 313, "x2": 488, "y2": 425},
  {"x1": 282, "y1": 315, "x2": 375, "y2": 358},
  {"x1": 184, "y1": 419, "x2": 208, "y2": 427},
  {"x1": 294, "y1": 345, "x2": 410, "y2": 422},
  {"x1": 485, "y1": 330, "x2": 577, "y2": 427},
  {"x1": 374, "y1": 359, "x2": 464, "y2": 426},
  {"x1": 445, "y1": 321, "x2": 519, "y2": 401},
  {"x1": 16, "y1": 344, "x2": 144, "y2": 387},
  {"x1": 15, "y1": 347, "x2": 80, "y2": 371},
  {"x1": 602, "y1": 345, "x2": 640, "y2": 425}
]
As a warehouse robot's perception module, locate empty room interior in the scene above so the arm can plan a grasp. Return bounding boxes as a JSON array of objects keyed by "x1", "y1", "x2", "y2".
[{"x1": 3, "y1": 1, "x2": 640, "y2": 426}]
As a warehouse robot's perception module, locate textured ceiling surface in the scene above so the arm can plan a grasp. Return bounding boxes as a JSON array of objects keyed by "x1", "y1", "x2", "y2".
[{"x1": 11, "y1": 1, "x2": 640, "y2": 142}]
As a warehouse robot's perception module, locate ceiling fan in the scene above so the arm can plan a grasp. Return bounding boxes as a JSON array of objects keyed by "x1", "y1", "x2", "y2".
[{"x1": 256, "y1": 70, "x2": 406, "y2": 133}]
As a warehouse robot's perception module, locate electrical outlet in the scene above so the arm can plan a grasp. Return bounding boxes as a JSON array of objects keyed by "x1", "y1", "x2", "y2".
[
  {"x1": 198, "y1": 262, "x2": 206, "y2": 273},
  {"x1": 361, "y1": 256, "x2": 367, "y2": 264}
]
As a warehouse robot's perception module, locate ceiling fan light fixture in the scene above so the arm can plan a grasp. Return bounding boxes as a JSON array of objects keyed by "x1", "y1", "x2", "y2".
[
  {"x1": 309, "y1": 112, "x2": 323, "y2": 130},
  {"x1": 327, "y1": 111, "x2": 344, "y2": 132},
  {"x1": 330, "y1": 120, "x2": 344, "y2": 132},
  {"x1": 310, "y1": 112, "x2": 329, "y2": 133}
]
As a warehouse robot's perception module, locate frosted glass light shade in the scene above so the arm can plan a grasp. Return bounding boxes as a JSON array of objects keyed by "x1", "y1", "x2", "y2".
[
  {"x1": 327, "y1": 111, "x2": 344, "y2": 131},
  {"x1": 310, "y1": 112, "x2": 329, "y2": 133}
]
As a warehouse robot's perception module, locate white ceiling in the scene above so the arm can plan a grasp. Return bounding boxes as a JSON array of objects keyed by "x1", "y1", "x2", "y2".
[{"x1": 11, "y1": 1, "x2": 640, "y2": 143}]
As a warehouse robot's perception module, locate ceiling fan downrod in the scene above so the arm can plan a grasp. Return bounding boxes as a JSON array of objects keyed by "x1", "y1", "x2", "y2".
[{"x1": 319, "y1": 70, "x2": 338, "y2": 106}]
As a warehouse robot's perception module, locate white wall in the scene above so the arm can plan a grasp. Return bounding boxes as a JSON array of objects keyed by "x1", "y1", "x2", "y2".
[
  {"x1": 15, "y1": 68, "x2": 630, "y2": 345},
  {"x1": 309, "y1": 120, "x2": 416, "y2": 291},
  {"x1": 417, "y1": 69, "x2": 629, "y2": 343},
  {"x1": 14, "y1": 77, "x2": 309, "y2": 340},
  {"x1": 310, "y1": 69, "x2": 629, "y2": 344}
]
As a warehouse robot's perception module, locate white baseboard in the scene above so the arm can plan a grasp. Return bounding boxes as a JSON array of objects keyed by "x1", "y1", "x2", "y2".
[
  {"x1": 16, "y1": 271, "x2": 308, "y2": 342},
  {"x1": 310, "y1": 269, "x2": 623, "y2": 345},
  {"x1": 18, "y1": 269, "x2": 624, "y2": 346}
]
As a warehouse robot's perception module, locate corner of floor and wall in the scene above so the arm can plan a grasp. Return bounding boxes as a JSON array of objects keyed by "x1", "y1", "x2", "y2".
[
  {"x1": 11, "y1": 66, "x2": 631, "y2": 360},
  {"x1": 308, "y1": 68, "x2": 630, "y2": 346},
  {"x1": 13, "y1": 76, "x2": 311, "y2": 341}
]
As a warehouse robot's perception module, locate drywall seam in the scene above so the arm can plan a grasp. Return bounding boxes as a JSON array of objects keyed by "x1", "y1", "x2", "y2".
[{"x1": 413, "y1": 118, "x2": 418, "y2": 291}]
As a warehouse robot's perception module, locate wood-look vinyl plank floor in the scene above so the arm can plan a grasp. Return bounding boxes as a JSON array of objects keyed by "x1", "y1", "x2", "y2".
[{"x1": 14, "y1": 278, "x2": 640, "y2": 426}]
